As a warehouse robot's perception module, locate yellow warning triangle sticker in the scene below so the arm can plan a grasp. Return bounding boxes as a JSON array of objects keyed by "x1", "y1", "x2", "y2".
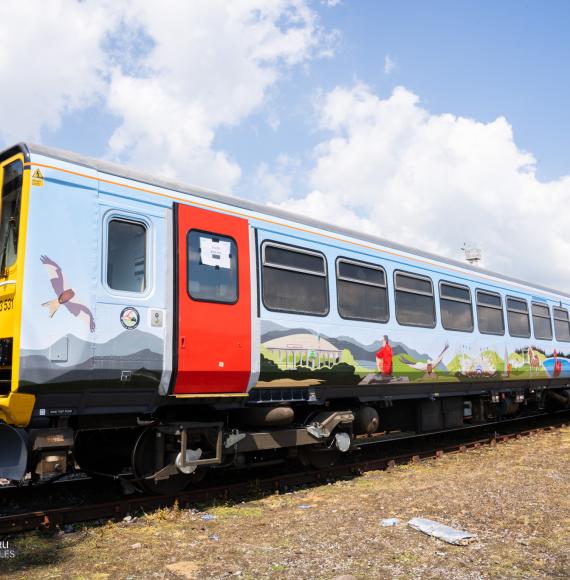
[{"x1": 32, "y1": 168, "x2": 44, "y2": 187}]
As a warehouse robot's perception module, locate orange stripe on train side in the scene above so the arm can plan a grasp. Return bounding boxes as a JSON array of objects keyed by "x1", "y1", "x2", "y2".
[{"x1": 23, "y1": 161, "x2": 547, "y2": 295}]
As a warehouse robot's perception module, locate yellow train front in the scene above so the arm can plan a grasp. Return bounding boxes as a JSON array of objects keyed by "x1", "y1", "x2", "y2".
[
  {"x1": 0, "y1": 146, "x2": 35, "y2": 480},
  {"x1": 1, "y1": 142, "x2": 570, "y2": 493}
]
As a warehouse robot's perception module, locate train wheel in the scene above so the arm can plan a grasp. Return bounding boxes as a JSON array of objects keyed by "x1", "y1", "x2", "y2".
[
  {"x1": 299, "y1": 447, "x2": 340, "y2": 470},
  {"x1": 74, "y1": 429, "x2": 139, "y2": 476},
  {"x1": 132, "y1": 428, "x2": 206, "y2": 495}
]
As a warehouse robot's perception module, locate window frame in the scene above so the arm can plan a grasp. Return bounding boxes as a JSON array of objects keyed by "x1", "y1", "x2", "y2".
[
  {"x1": 261, "y1": 240, "x2": 329, "y2": 316},
  {"x1": 394, "y1": 270, "x2": 436, "y2": 329},
  {"x1": 438, "y1": 280, "x2": 474, "y2": 333},
  {"x1": 104, "y1": 214, "x2": 151, "y2": 297},
  {"x1": 476, "y1": 289, "x2": 505, "y2": 336},
  {"x1": 187, "y1": 229, "x2": 239, "y2": 305},
  {"x1": 531, "y1": 302, "x2": 553, "y2": 341},
  {"x1": 553, "y1": 306, "x2": 570, "y2": 342},
  {"x1": 335, "y1": 256, "x2": 389, "y2": 323},
  {"x1": 506, "y1": 296, "x2": 531, "y2": 338}
]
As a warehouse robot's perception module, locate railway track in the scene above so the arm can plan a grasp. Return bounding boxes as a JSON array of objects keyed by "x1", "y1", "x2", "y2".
[{"x1": 1, "y1": 411, "x2": 568, "y2": 536}]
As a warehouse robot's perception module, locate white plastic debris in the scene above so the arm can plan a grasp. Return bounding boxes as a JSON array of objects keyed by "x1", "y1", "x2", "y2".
[
  {"x1": 201, "y1": 513, "x2": 217, "y2": 521},
  {"x1": 381, "y1": 518, "x2": 400, "y2": 527},
  {"x1": 407, "y1": 517, "x2": 477, "y2": 545},
  {"x1": 298, "y1": 504, "x2": 315, "y2": 510}
]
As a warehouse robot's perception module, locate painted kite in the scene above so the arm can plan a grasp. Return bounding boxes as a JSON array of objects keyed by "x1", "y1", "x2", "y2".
[{"x1": 40, "y1": 254, "x2": 95, "y2": 332}]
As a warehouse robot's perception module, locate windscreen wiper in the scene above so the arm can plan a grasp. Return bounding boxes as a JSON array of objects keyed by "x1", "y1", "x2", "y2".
[{"x1": 0, "y1": 216, "x2": 16, "y2": 278}]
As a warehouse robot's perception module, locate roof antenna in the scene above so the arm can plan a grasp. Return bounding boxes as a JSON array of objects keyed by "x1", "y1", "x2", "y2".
[{"x1": 461, "y1": 242, "x2": 482, "y2": 266}]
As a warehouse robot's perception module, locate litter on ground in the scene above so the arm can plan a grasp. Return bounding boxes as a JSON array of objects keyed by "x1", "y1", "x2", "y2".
[{"x1": 407, "y1": 517, "x2": 477, "y2": 545}]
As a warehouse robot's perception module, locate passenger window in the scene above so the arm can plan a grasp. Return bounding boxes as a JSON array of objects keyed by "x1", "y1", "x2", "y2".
[
  {"x1": 394, "y1": 271, "x2": 435, "y2": 328},
  {"x1": 107, "y1": 219, "x2": 147, "y2": 292},
  {"x1": 439, "y1": 281, "x2": 473, "y2": 332},
  {"x1": 554, "y1": 307, "x2": 570, "y2": 342},
  {"x1": 262, "y1": 242, "x2": 328, "y2": 315},
  {"x1": 187, "y1": 230, "x2": 238, "y2": 304},
  {"x1": 476, "y1": 290, "x2": 504, "y2": 335},
  {"x1": 532, "y1": 303, "x2": 553, "y2": 340},
  {"x1": 337, "y1": 258, "x2": 388, "y2": 323},
  {"x1": 506, "y1": 297, "x2": 530, "y2": 338}
]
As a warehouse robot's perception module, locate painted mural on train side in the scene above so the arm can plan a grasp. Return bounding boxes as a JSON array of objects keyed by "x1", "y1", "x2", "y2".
[{"x1": 257, "y1": 322, "x2": 569, "y2": 387}]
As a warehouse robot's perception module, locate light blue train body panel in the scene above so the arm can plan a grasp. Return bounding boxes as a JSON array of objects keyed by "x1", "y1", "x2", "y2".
[
  {"x1": 18, "y1": 154, "x2": 174, "y2": 416},
  {"x1": 20, "y1": 155, "x2": 99, "y2": 388},
  {"x1": 251, "y1": 219, "x2": 570, "y2": 393},
  {"x1": 14, "y1": 144, "x2": 570, "y2": 415}
]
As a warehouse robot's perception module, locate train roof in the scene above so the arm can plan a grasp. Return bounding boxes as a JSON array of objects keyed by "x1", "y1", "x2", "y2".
[{"x1": 8, "y1": 142, "x2": 570, "y2": 302}]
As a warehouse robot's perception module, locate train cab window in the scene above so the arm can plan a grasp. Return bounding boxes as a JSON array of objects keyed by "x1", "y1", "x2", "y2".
[
  {"x1": 262, "y1": 242, "x2": 328, "y2": 315},
  {"x1": 394, "y1": 271, "x2": 435, "y2": 328},
  {"x1": 476, "y1": 290, "x2": 504, "y2": 335},
  {"x1": 439, "y1": 281, "x2": 473, "y2": 332},
  {"x1": 336, "y1": 258, "x2": 388, "y2": 323},
  {"x1": 187, "y1": 230, "x2": 237, "y2": 303},
  {"x1": 0, "y1": 159, "x2": 23, "y2": 270},
  {"x1": 532, "y1": 303, "x2": 553, "y2": 340},
  {"x1": 506, "y1": 297, "x2": 531, "y2": 338},
  {"x1": 107, "y1": 219, "x2": 147, "y2": 292},
  {"x1": 554, "y1": 307, "x2": 570, "y2": 342}
]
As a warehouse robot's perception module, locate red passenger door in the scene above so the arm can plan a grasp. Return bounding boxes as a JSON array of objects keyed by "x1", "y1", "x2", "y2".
[{"x1": 174, "y1": 204, "x2": 251, "y2": 394}]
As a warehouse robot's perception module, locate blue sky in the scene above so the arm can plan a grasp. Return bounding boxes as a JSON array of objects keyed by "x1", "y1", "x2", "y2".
[
  {"x1": 333, "y1": 2, "x2": 570, "y2": 176},
  {"x1": 1, "y1": 0, "x2": 570, "y2": 287},
  {"x1": 32, "y1": 1, "x2": 570, "y2": 182},
  {"x1": 230, "y1": 0, "x2": 570, "y2": 184}
]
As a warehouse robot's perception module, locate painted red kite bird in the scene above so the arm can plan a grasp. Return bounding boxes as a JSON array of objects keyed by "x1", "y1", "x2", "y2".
[{"x1": 40, "y1": 255, "x2": 95, "y2": 332}]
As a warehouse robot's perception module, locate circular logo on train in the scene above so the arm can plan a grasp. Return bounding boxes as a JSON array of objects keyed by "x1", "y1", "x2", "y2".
[{"x1": 120, "y1": 307, "x2": 140, "y2": 330}]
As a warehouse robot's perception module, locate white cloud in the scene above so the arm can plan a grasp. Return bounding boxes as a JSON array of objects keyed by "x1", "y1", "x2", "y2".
[
  {"x1": 106, "y1": 0, "x2": 329, "y2": 191},
  {"x1": 384, "y1": 54, "x2": 397, "y2": 74},
  {"x1": 267, "y1": 112, "x2": 281, "y2": 131},
  {"x1": 0, "y1": 0, "x2": 120, "y2": 143},
  {"x1": 275, "y1": 83, "x2": 570, "y2": 289},
  {"x1": 256, "y1": 154, "x2": 300, "y2": 201},
  {"x1": 0, "y1": 1, "x2": 330, "y2": 193}
]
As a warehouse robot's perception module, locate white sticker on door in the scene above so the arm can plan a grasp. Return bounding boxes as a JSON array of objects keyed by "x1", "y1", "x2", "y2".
[{"x1": 199, "y1": 237, "x2": 231, "y2": 269}]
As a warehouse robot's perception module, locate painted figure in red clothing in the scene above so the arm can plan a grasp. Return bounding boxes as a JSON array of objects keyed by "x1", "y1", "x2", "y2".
[
  {"x1": 554, "y1": 349, "x2": 562, "y2": 378},
  {"x1": 376, "y1": 335, "x2": 393, "y2": 377}
]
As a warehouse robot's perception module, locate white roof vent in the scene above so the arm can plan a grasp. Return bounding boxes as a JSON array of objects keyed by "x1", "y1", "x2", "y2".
[{"x1": 461, "y1": 243, "x2": 482, "y2": 265}]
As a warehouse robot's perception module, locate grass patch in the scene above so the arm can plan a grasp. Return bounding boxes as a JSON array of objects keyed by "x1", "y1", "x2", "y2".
[{"x1": 2, "y1": 428, "x2": 570, "y2": 579}]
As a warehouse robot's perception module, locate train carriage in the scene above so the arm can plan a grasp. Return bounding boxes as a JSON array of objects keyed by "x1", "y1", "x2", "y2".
[{"x1": 0, "y1": 142, "x2": 569, "y2": 492}]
